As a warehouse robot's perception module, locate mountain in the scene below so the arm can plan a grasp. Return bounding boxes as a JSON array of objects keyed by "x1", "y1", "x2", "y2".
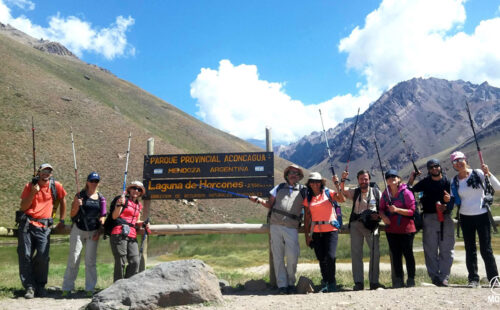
[
  {"x1": 0, "y1": 23, "x2": 298, "y2": 226},
  {"x1": 276, "y1": 78, "x2": 500, "y2": 182}
]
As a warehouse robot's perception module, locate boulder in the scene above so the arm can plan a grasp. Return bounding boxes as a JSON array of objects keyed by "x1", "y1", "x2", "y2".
[
  {"x1": 243, "y1": 279, "x2": 267, "y2": 292},
  {"x1": 87, "y1": 259, "x2": 222, "y2": 310}
]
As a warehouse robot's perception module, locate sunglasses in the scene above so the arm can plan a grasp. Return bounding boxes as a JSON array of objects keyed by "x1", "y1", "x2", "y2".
[
  {"x1": 130, "y1": 186, "x2": 143, "y2": 193},
  {"x1": 429, "y1": 165, "x2": 440, "y2": 169},
  {"x1": 40, "y1": 169, "x2": 52, "y2": 174},
  {"x1": 288, "y1": 171, "x2": 300, "y2": 176},
  {"x1": 452, "y1": 158, "x2": 465, "y2": 164},
  {"x1": 386, "y1": 175, "x2": 398, "y2": 179},
  {"x1": 88, "y1": 180, "x2": 99, "y2": 184},
  {"x1": 309, "y1": 180, "x2": 322, "y2": 184}
]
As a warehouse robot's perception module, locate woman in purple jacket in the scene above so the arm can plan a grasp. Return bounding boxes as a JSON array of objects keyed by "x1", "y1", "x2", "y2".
[{"x1": 379, "y1": 169, "x2": 416, "y2": 288}]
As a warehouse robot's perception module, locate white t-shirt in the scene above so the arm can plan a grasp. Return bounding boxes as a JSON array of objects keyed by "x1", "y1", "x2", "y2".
[{"x1": 456, "y1": 169, "x2": 500, "y2": 216}]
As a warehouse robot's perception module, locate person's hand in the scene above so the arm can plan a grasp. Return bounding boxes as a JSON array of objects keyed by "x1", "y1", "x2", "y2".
[
  {"x1": 31, "y1": 183, "x2": 40, "y2": 193},
  {"x1": 381, "y1": 215, "x2": 391, "y2": 226},
  {"x1": 481, "y1": 164, "x2": 490, "y2": 177},
  {"x1": 248, "y1": 196, "x2": 259, "y2": 203},
  {"x1": 118, "y1": 196, "x2": 126, "y2": 206},
  {"x1": 436, "y1": 202, "x2": 446, "y2": 213},
  {"x1": 370, "y1": 213, "x2": 381, "y2": 221},
  {"x1": 55, "y1": 221, "x2": 66, "y2": 232},
  {"x1": 341, "y1": 171, "x2": 349, "y2": 181},
  {"x1": 332, "y1": 220, "x2": 341, "y2": 229},
  {"x1": 443, "y1": 190, "x2": 451, "y2": 203},
  {"x1": 388, "y1": 204, "x2": 397, "y2": 213},
  {"x1": 92, "y1": 231, "x2": 100, "y2": 241},
  {"x1": 332, "y1": 175, "x2": 339, "y2": 184}
]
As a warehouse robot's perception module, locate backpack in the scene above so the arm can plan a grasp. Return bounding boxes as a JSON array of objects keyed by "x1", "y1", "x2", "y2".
[
  {"x1": 382, "y1": 187, "x2": 422, "y2": 232},
  {"x1": 267, "y1": 183, "x2": 307, "y2": 227},
  {"x1": 72, "y1": 190, "x2": 105, "y2": 231},
  {"x1": 306, "y1": 187, "x2": 343, "y2": 227},
  {"x1": 102, "y1": 195, "x2": 129, "y2": 239}
]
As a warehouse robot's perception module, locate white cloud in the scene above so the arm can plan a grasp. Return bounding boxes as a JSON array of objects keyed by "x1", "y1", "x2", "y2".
[
  {"x1": 0, "y1": 0, "x2": 134, "y2": 59},
  {"x1": 190, "y1": 60, "x2": 376, "y2": 143},
  {"x1": 338, "y1": 0, "x2": 500, "y2": 90},
  {"x1": 5, "y1": 0, "x2": 34, "y2": 10}
]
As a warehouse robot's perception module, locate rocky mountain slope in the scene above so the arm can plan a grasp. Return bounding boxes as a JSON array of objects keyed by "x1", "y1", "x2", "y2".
[
  {"x1": 0, "y1": 23, "x2": 297, "y2": 226},
  {"x1": 276, "y1": 78, "x2": 500, "y2": 181}
]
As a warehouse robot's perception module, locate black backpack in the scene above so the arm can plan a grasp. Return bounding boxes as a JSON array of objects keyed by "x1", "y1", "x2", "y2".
[
  {"x1": 72, "y1": 190, "x2": 105, "y2": 231},
  {"x1": 102, "y1": 195, "x2": 128, "y2": 239}
]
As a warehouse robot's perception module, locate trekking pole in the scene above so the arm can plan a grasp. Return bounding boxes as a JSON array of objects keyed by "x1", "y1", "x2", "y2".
[
  {"x1": 32, "y1": 116, "x2": 36, "y2": 177},
  {"x1": 139, "y1": 217, "x2": 151, "y2": 255},
  {"x1": 70, "y1": 127, "x2": 80, "y2": 192},
  {"x1": 395, "y1": 116, "x2": 420, "y2": 176},
  {"x1": 122, "y1": 132, "x2": 132, "y2": 197},
  {"x1": 200, "y1": 184, "x2": 250, "y2": 198},
  {"x1": 319, "y1": 109, "x2": 338, "y2": 184},
  {"x1": 345, "y1": 107, "x2": 360, "y2": 174},
  {"x1": 465, "y1": 100, "x2": 497, "y2": 233},
  {"x1": 373, "y1": 139, "x2": 391, "y2": 204}
]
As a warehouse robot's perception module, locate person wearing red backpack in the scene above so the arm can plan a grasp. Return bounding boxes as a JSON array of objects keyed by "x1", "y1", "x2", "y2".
[
  {"x1": 303, "y1": 172, "x2": 345, "y2": 293},
  {"x1": 109, "y1": 181, "x2": 149, "y2": 282},
  {"x1": 379, "y1": 169, "x2": 416, "y2": 288}
]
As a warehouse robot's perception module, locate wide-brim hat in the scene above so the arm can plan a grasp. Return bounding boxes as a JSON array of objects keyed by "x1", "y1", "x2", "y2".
[
  {"x1": 283, "y1": 164, "x2": 304, "y2": 181},
  {"x1": 126, "y1": 181, "x2": 146, "y2": 196},
  {"x1": 450, "y1": 151, "x2": 466, "y2": 162},
  {"x1": 307, "y1": 172, "x2": 326, "y2": 186}
]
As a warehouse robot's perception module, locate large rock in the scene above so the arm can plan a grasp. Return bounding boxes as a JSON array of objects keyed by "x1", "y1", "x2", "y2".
[{"x1": 87, "y1": 259, "x2": 222, "y2": 310}]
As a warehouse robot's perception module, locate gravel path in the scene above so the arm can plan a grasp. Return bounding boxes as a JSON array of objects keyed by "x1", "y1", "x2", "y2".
[{"x1": 2, "y1": 246, "x2": 500, "y2": 310}]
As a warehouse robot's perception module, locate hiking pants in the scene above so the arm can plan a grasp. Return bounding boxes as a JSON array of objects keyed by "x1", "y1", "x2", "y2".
[
  {"x1": 62, "y1": 225, "x2": 99, "y2": 291},
  {"x1": 386, "y1": 232, "x2": 415, "y2": 282},
  {"x1": 17, "y1": 223, "x2": 51, "y2": 290},
  {"x1": 110, "y1": 234, "x2": 140, "y2": 282},
  {"x1": 422, "y1": 213, "x2": 455, "y2": 282},
  {"x1": 350, "y1": 220, "x2": 380, "y2": 284},
  {"x1": 312, "y1": 230, "x2": 338, "y2": 284},
  {"x1": 270, "y1": 224, "x2": 300, "y2": 288},
  {"x1": 460, "y1": 213, "x2": 499, "y2": 282}
]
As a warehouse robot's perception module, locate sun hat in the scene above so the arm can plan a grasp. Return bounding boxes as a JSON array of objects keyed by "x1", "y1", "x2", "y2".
[
  {"x1": 126, "y1": 181, "x2": 146, "y2": 196},
  {"x1": 450, "y1": 151, "x2": 466, "y2": 162},
  {"x1": 307, "y1": 172, "x2": 326, "y2": 185},
  {"x1": 87, "y1": 172, "x2": 100, "y2": 181},
  {"x1": 283, "y1": 164, "x2": 304, "y2": 181},
  {"x1": 385, "y1": 169, "x2": 399, "y2": 179}
]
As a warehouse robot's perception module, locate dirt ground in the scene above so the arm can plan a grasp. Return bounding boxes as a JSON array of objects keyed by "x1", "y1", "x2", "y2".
[
  {"x1": 1, "y1": 286, "x2": 499, "y2": 310},
  {"x1": 1, "y1": 245, "x2": 500, "y2": 310}
]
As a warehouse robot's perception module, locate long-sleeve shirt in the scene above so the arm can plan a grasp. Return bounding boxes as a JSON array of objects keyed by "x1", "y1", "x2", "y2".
[{"x1": 379, "y1": 183, "x2": 416, "y2": 234}]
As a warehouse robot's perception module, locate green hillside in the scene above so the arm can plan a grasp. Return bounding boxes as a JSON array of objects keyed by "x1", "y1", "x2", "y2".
[{"x1": 0, "y1": 31, "x2": 298, "y2": 227}]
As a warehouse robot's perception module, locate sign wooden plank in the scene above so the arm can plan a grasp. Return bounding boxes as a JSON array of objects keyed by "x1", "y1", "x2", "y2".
[
  {"x1": 145, "y1": 177, "x2": 274, "y2": 200},
  {"x1": 143, "y1": 152, "x2": 273, "y2": 179}
]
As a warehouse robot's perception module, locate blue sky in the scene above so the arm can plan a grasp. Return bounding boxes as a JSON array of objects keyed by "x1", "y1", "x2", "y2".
[{"x1": 1, "y1": 0, "x2": 500, "y2": 144}]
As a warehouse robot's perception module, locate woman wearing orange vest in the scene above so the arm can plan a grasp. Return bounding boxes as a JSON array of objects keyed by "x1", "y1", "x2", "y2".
[{"x1": 304, "y1": 172, "x2": 345, "y2": 292}]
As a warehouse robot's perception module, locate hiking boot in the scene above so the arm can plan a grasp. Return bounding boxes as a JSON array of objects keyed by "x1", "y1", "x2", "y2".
[
  {"x1": 61, "y1": 290, "x2": 71, "y2": 298},
  {"x1": 35, "y1": 287, "x2": 47, "y2": 297},
  {"x1": 278, "y1": 287, "x2": 288, "y2": 295},
  {"x1": 319, "y1": 284, "x2": 329, "y2": 293},
  {"x1": 24, "y1": 287, "x2": 35, "y2": 299},
  {"x1": 406, "y1": 278, "x2": 415, "y2": 287},
  {"x1": 393, "y1": 278, "x2": 404, "y2": 289},
  {"x1": 287, "y1": 285, "x2": 297, "y2": 294},
  {"x1": 468, "y1": 281, "x2": 481, "y2": 288},
  {"x1": 327, "y1": 282, "x2": 338, "y2": 293},
  {"x1": 353, "y1": 282, "x2": 364, "y2": 291},
  {"x1": 370, "y1": 283, "x2": 385, "y2": 290},
  {"x1": 441, "y1": 279, "x2": 449, "y2": 287}
]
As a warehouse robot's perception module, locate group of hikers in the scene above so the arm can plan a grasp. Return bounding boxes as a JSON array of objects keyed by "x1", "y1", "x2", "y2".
[
  {"x1": 249, "y1": 151, "x2": 500, "y2": 294},
  {"x1": 15, "y1": 150, "x2": 500, "y2": 299},
  {"x1": 17, "y1": 163, "x2": 149, "y2": 299}
]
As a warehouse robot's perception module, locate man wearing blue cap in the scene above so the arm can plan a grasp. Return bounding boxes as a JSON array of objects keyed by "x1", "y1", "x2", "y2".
[{"x1": 408, "y1": 159, "x2": 454, "y2": 287}]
